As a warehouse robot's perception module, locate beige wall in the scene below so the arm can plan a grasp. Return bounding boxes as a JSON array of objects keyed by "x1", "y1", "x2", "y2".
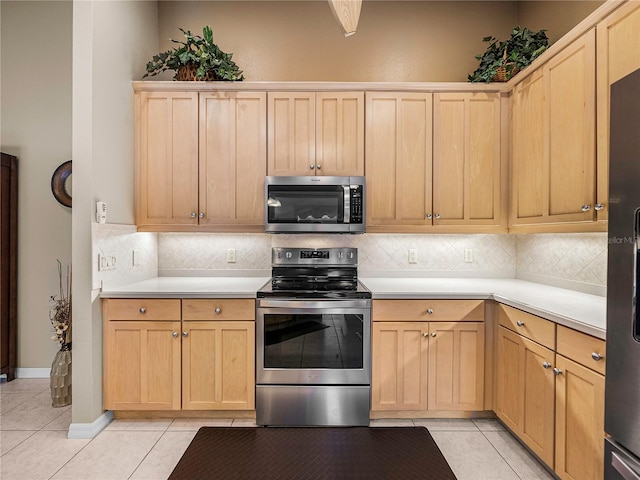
[
  {"x1": 157, "y1": 1, "x2": 520, "y2": 82},
  {"x1": 1, "y1": 1, "x2": 73, "y2": 369},
  {"x1": 72, "y1": 0, "x2": 158, "y2": 426},
  {"x1": 518, "y1": 1, "x2": 605, "y2": 44}
]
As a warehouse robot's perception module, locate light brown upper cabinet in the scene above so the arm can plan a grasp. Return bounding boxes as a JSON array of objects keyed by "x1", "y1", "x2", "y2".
[
  {"x1": 135, "y1": 91, "x2": 199, "y2": 227},
  {"x1": 433, "y1": 92, "x2": 506, "y2": 229},
  {"x1": 511, "y1": 29, "x2": 598, "y2": 231},
  {"x1": 366, "y1": 91, "x2": 505, "y2": 233},
  {"x1": 267, "y1": 92, "x2": 364, "y2": 176},
  {"x1": 365, "y1": 92, "x2": 434, "y2": 231},
  {"x1": 597, "y1": 1, "x2": 640, "y2": 223},
  {"x1": 135, "y1": 91, "x2": 266, "y2": 232}
]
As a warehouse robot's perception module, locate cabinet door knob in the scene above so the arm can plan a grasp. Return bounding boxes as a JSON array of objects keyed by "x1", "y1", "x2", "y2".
[
  {"x1": 422, "y1": 332, "x2": 429, "y2": 337},
  {"x1": 542, "y1": 361, "x2": 552, "y2": 369},
  {"x1": 591, "y1": 352, "x2": 603, "y2": 361},
  {"x1": 139, "y1": 307, "x2": 146, "y2": 314},
  {"x1": 516, "y1": 320, "x2": 525, "y2": 327},
  {"x1": 426, "y1": 213, "x2": 432, "y2": 219},
  {"x1": 182, "y1": 331, "x2": 188, "y2": 337},
  {"x1": 594, "y1": 204, "x2": 605, "y2": 211},
  {"x1": 426, "y1": 308, "x2": 433, "y2": 314},
  {"x1": 191, "y1": 212, "x2": 197, "y2": 218},
  {"x1": 310, "y1": 164, "x2": 315, "y2": 170},
  {"x1": 215, "y1": 307, "x2": 222, "y2": 314},
  {"x1": 316, "y1": 164, "x2": 321, "y2": 170},
  {"x1": 431, "y1": 332, "x2": 436, "y2": 337},
  {"x1": 172, "y1": 332, "x2": 179, "y2": 338},
  {"x1": 435, "y1": 213, "x2": 441, "y2": 219},
  {"x1": 553, "y1": 367, "x2": 563, "y2": 376},
  {"x1": 199, "y1": 212, "x2": 204, "y2": 219},
  {"x1": 581, "y1": 205, "x2": 592, "y2": 212}
]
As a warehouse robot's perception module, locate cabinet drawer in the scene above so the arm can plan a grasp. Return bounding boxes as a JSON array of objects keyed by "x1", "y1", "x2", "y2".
[
  {"x1": 373, "y1": 299, "x2": 484, "y2": 321},
  {"x1": 556, "y1": 325, "x2": 606, "y2": 375},
  {"x1": 104, "y1": 299, "x2": 181, "y2": 321},
  {"x1": 498, "y1": 304, "x2": 555, "y2": 349},
  {"x1": 182, "y1": 299, "x2": 255, "y2": 321}
]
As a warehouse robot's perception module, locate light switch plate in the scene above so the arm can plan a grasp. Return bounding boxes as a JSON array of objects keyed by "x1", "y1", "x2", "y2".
[
  {"x1": 226, "y1": 249, "x2": 236, "y2": 263},
  {"x1": 409, "y1": 249, "x2": 418, "y2": 264},
  {"x1": 464, "y1": 249, "x2": 473, "y2": 263}
]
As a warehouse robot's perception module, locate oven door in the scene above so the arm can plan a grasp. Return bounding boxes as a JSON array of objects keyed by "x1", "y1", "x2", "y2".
[{"x1": 256, "y1": 299, "x2": 371, "y2": 385}]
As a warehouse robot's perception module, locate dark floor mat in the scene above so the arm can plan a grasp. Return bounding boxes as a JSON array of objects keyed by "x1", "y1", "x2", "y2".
[{"x1": 168, "y1": 426, "x2": 457, "y2": 480}]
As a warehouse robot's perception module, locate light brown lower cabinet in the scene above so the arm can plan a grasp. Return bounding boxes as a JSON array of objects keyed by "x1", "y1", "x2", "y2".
[
  {"x1": 103, "y1": 298, "x2": 255, "y2": 411},
  {"x1": 496, "y1": 306, "x2": 606, "y2": 480},
  {"x1": 371, "y1": 320, "x2": 484, "y2": 412}
]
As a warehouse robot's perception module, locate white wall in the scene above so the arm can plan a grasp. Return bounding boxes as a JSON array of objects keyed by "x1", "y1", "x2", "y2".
[
  {"x1": 1, "y1": 1, "x2": 73, "y2": 369},
  {"x1": 72, "y1": 0, "x2": 158, "y2": 426}
]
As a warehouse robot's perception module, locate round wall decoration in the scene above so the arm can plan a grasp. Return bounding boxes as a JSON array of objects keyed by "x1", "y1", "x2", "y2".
[{"x1": 51, "y1": 160, "x2": 72, "y2": 207}]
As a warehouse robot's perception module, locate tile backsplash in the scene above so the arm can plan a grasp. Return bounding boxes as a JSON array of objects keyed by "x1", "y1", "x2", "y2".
[
  {"x1": 92, "y1": 224, "x2": 158, "y2": 289},
  {"x1": 92, "y1": 228, "x2": 609, "y2": 295}
]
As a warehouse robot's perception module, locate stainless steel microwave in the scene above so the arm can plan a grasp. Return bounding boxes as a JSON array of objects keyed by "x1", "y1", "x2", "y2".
[{"x1": 265, "y1": 176, "x2": 365, "y2": 233}]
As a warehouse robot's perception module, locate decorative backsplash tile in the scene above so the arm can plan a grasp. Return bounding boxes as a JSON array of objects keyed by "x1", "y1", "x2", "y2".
[
  {"x1": 515, "y1": 233, "x2": 608, "y2": 293},
  {"x1": 159, "y1": 233, "x2": 517, "y2": 278},
  {"x1": 92, "y1": 224, "x2": 158, "y2": 289}
]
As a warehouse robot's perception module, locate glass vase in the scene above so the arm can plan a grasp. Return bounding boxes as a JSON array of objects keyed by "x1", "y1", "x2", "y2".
[{"x1": 50, "y1": 344, "x2": 72, "y2": 407}]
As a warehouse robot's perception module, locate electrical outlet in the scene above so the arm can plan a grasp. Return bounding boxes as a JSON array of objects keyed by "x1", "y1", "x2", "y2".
[
  {"x1": 464, "y1": 248, "x2": 473, "y2": 263},
  {"x1": 132, "y1": 250, "x2": 142, "y2": 266},
  {"x1": 98, "y1": 253, "x2": 117, "y2": 271},
  {"x1": 226, "y1": 248, "x2": 236, "y2": 263},
  {"x1": 409, "y1": 249, "x2": 418, "y2": 264}
]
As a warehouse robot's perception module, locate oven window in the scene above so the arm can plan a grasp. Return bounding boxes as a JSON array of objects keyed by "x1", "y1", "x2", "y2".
[
  {"x1": 267, "y1": 186, "x2": 344, "y2": 224},
  {"x1": 263, "y1": 313, "x2": 363, "y2": 369}
]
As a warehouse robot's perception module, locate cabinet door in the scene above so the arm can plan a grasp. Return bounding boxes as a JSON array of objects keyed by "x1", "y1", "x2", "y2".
[
  {"x1": 199, "y1": 92, "x2": 266, "y2": 228},
  {"x1": 267, "y1": 92, "x2": 315, "y2": 176},
  {"x1": 371, "y1": 321, "x2": 428, "y2": 411},
  {"x1": 104, "y1": 321, "x2": 181, "y2": 410},
  {"x1": 555, "y1": 354, "x2": 605, "y2": 480},
  {"x1": 546, "y1": 29, "x2": 596, "y2": 223},
  {"x1": 366, "y1": 93, "x2": 433, "y2": 230},
  {"x1": 496, "y1": 326, "x2": 555, "y2": 466},
  {"x1": 511, "y1": 29, "x2": 596, "y2": 228},
  {"x1": 433, "y1": 93, "x2": 503, "y2": 227},
  {"x1": 135, "y1": 92, "x2": 199, "y2": 226},
  {"x1": 427, "y1": 322, "x2": 484, "y2": 411},
  {"x1": 315, "y1": 92, "x2": 364, "y2": 176},
  {"x1": 182, "y1": 321, "x2": 255, "y2": 410},
  {"x1": 597, "y1": 2, "x2": 640, "y2": 222}
]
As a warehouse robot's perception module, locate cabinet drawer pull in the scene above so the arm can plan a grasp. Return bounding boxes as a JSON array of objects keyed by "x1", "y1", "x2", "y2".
[
  {"x1": 553, "y1": 367, "x2": 563, "y2": 376},
  {"x1": 172, "y1": 332, "x2": 179, "y2": 338},
  {"x1": 591, "y1": 352, "x2": 603, "y2": 361},
  {"x1": 139, "y1": 307, "x2": 146, "y2": 314},
  {"x1": 581, "y1": 205, "x2": 591, "y2": 212},
  {"x1": 215, "y1": 307, "x2": 222, "y2": 314},
  {"x1": 426, "y1": 308, "x2": 433, "y2": 314},
  {"x1": 542, "y1": 361, "x2": 552, "y2": 369},
  {"x1": 516, "y1": 320, "x2": 525, "y2": 327},
  {"x1": 182, "y1": 331, "x2": 188, "y2": 337},
  {"x1": 594, "y1": 203, "x2": 605, "y2": 211}
]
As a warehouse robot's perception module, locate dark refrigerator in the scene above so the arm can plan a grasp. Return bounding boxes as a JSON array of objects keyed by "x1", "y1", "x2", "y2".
[{"x1": 605, "y1": 67, "x2": 640, "y2": 479}]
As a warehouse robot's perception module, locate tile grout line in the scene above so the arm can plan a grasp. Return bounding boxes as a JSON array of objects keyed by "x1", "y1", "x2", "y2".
[
  {"x1": 126, "y1": 420, "x2": 174, "y2": 480},
  {"x1": 477, "y1": 427, "x2": 526, "y2": 480}
]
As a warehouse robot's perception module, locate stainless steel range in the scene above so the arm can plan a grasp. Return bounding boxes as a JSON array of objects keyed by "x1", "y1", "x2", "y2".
[{"x1": 256, "y1": 247, "x2": 372, "y2": 426}]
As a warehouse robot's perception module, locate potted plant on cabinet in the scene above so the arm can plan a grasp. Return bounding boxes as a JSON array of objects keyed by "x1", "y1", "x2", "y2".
[
  {"x1": 143, "y1": 25, "x2": 244, "y2": 81},
  {"x1": 468, "y1": 26, "x2": 549, "y2": 83}
]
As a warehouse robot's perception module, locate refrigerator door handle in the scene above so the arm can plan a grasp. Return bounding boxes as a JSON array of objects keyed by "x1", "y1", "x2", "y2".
[{"x1": 613, "y1": 452, "x2": 640, "y2": 480}]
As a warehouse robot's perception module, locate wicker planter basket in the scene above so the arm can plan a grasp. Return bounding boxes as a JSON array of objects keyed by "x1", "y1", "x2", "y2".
[
  {"x1": 492, "y1": 65, "x2": 520, "y2": 82},
  {"x1": 176, "y1": 63, "x2": 218, "y2": 81}
]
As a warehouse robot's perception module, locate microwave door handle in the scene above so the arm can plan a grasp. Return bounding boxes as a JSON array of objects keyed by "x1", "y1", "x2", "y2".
[{"x1": 344, "y1": 186, "x2": 351, "y2": 223}]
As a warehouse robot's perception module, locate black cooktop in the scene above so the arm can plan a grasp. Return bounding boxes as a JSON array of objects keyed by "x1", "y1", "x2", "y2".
[{"x1": 257, "y1": 279, "x2": 372, "y2": 299}]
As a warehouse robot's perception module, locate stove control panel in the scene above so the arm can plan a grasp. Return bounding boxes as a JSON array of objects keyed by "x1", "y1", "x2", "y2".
[{"x1": 272, "y1": 247, "x2": 358, "y2": 266}]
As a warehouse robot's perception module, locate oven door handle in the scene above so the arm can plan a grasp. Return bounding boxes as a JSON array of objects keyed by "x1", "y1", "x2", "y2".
[{"x1": 257, "y1": 299, "x2": 370, "y2": 309}]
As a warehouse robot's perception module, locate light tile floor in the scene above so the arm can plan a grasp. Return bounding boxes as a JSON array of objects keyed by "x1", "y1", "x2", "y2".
[{"x1": 1, "y1": 379, "x2": 556, "y2": 480}]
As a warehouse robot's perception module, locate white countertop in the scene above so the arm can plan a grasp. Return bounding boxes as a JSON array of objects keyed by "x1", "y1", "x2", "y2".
[
  {"x1": 359, "y1": 277, "x2": 606, "y2": 339},
  {"x1": 100, "y1": 276, "x2": 270, "y2": 299},
  {"x1": 100, "y1": 276, "x2": 607, "y2": 340}
]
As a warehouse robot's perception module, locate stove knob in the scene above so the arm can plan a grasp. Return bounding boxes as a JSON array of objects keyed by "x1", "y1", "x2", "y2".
[
  {"x1": 338, "y1": 252, "x2": 344, "y2": 259},
  {"x1": 285, "y1": 251, "x2": 293, "y2": 259},
  {"x1": 277, "y1": 251, "x2": 282, "y2": 259},
  {"x1": 348, "y1": 252, "x2": 354, "y2": 260}
]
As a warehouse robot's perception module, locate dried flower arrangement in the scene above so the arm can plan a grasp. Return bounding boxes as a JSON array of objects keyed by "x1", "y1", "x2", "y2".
[{"x1": 50, "y1": 260, "x2": 71, "y2": 350}]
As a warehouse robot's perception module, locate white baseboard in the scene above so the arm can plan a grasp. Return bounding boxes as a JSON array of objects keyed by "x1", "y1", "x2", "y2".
[
  {"x1": 16, "y1": 368, "x2": 51, "y2": 378},
  {"x1": 68, "y1": 411, "x2": 113, "y2": 439}
]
